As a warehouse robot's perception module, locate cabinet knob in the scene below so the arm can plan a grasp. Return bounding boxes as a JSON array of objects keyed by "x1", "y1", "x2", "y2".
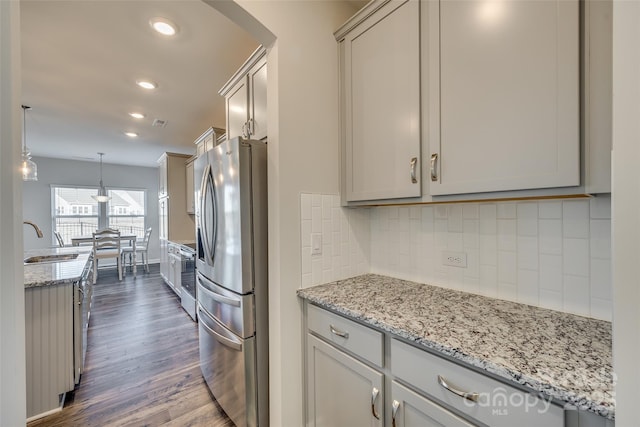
[
  {"x1": 410, "y1": 157, "x2": 418, "y2": 184},
  {"x1": 391, "y1": 399, "x2": 400, "y2": 427},
  {"x1": 329, "y1": 324, "x2": 349, "y2": 339},
  {"x1": 437, "y1": 374, "x2": 479, "y2": 402},
  {"x1": 371, "y1": 387, "x2": 381, "y2": 420},
  {"x1": 430, "y1": 153, "x2": 439, "y2": 182}
]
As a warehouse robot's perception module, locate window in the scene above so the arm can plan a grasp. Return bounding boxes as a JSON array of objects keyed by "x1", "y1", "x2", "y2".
[
  {"x1": 52, "y1": 186, "x2": 147, "y2": 243},
  {"x1": 52, "y1": 187, "x2": 99, "y2": 244},
  {"x1": 107, "y1": 189, "x2": 146, "y2": 238}
]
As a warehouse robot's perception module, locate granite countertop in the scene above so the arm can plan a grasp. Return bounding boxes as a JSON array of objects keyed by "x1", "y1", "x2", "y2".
[
  {"x1": 297, "y1": 274, "x2": 614, "y2": 420},
  {"x1": 24, "y1": 246, "x2": 93, "y2": 289}
]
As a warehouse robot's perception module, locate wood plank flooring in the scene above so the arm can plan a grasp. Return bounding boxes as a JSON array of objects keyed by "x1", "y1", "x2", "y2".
[{"x1": 28, "y1": 265, "x2": 233, "y2": 427}]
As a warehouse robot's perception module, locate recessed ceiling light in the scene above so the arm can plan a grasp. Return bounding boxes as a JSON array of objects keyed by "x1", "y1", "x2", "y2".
[
  {"x1": 136, "y1": 80, "x2": 157, "y2": 90},
  {"x1": 125, "y1": 132, "x2": 139, "y2": 138},
  {"x1": 150, "y1": 17, "x2": 178, "y2": 36},
  {"x1": 129, "y1": 112, "x2": 145, "y2": 119}
]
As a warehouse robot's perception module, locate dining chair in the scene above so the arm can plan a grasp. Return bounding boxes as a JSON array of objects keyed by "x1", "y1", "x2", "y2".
[
  {"x1": 92, "y1": 228, "x2": 122, "y2": 284},
  {"x1": 121, "y1": 227, "x2": 152, "y2": 274},
  {"x1": 120, "y1": 227, "x2": 152, "y2": 273},
  {"x1": 53, "y1": 230, "x2": 65, "y2": 247}
]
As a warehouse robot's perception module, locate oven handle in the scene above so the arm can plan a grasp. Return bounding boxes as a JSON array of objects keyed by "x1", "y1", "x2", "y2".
[
  {"x1": 198, "y1": 308, "x2": 242, "y2": 351},
  {"x1": 197, "y1": 273, "x2": 241, "y2": 307}
]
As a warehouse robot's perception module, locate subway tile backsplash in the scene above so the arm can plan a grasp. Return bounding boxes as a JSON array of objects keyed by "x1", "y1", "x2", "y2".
[
  {"x1": 300, "y1": 194, "x2": 612, "y2": 321},
  {"x1": 300, "y1": 194, "x2": 369, "y2": 288}
]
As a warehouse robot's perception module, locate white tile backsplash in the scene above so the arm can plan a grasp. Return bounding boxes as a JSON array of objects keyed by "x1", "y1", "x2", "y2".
[
  {"x1": 300, "y1": 194, "x2": 370, "y2": 288},
  {"x1": 300, "y1": 194, "x2": 612, "y2": 321},
  {"x1": 563, "y1": 200, "x2": 590, "y2": 238}
]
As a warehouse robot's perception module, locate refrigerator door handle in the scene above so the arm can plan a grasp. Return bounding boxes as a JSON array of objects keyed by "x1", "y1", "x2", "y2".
[
  {"x1": 199, "y1": 163, "x2": 214, "y2": 263},
  {"x1": 198, "y1": 275, "x2": 242, "y2": 308},
  {"x1": 199, "y1": 308, "x2": 243, "y2": 351}
]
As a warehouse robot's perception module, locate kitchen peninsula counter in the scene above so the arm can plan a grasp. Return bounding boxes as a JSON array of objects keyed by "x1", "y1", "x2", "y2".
[
  {"x1": 297, "y1": 274, "x2": 614, "y2": 420},
  {"x1": 24, "y1": 246, "x2": 93, "y2": 288}
]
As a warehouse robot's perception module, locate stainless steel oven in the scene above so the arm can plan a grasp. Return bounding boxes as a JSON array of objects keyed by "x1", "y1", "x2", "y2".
[{"x1": 179, "y1": 244, "x2": 196, "y2": 321}]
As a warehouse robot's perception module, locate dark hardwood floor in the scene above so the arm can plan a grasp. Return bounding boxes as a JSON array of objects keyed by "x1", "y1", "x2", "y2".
[{"x1": 28, "y1": 265, "x2": 233, "y2": 427}]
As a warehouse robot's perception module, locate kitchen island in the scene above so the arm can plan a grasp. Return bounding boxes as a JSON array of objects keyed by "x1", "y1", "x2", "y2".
[
  {"x1": 24, "y1": 246, "x2": 93, "y2": 421},
  {"x1": 24, "y1": 246, "x2": 93, "y2": 288},
  {"x1": 298, "y1": 274, "x2": 613, "y2": 425}
]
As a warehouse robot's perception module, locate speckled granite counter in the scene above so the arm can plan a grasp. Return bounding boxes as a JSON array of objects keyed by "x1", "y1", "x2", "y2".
[
  {"x1": 24, "y1": 246, "x2": 93, "y2": 288},
  {"x1": 297, "y1": 274, "x2": 614, "y2": 420}
]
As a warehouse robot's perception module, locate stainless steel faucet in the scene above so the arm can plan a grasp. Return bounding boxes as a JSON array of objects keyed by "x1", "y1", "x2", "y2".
[{"x1": 23, "y1": 221, "x2": 43, "y2": 238}]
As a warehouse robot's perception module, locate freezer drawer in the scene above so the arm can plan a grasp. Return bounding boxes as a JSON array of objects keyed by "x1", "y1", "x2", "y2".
[
  {"x1": 197, "y1": 271, "x2": 255, "y2": 338},
  {"x1": 198, "y1": 305, "x2": 257, "y2": 427}
]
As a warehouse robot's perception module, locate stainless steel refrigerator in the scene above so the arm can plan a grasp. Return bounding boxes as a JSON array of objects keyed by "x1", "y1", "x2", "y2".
[{"x1": 194, "y1": 136, "x2": 268, "y2": 427}]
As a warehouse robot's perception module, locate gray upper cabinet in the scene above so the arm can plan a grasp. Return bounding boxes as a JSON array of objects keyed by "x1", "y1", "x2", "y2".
[
  {"x1": 337, "y1": 0, "x2": 421, "y2": 202},
  {"x1": 428, "y1": 0, "x2": 580, "y2": 195},
  {"x1": 220, "y1": 46, "x2": 267, "y2": 141},
  {"x1": 337, "y1": 0, "x2": 612, "y2": 206}
]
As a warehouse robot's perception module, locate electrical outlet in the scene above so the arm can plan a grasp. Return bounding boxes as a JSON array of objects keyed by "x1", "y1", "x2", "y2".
[
  {"x1": 442, "y1": 251, "x2": 467, "y2": 268},
  {"x1": 311, "y1": 234, "x2": 322, "y2": 255}
]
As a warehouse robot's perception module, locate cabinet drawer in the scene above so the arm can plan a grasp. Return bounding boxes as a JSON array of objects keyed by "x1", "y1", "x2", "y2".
[
  {"x1": 307, "y1": 304, "x2": 383, "y2": 367},
  {"x1": 390, "y1": 339, "x2": 563, "y2": 427}
]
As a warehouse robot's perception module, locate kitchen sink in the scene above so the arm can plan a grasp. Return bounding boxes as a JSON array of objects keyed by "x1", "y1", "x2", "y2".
[{"x1": 24, "y1": 253, "x2": 79, "y2": 264}]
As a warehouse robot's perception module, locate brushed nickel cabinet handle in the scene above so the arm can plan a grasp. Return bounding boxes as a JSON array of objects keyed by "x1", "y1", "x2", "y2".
[
  {"x1": 437, "y1": 375, "x2": 479, "y2": 402},
  {"x1": 430, "y1": 153, "x2": 438, "y2": 182},
  {"x1": 329, "y1": 324, "x2": 349, "y2": 339},
  {"x1": 371, "y1": 387, "x2": 381, "y2": 419},
  {"x1": 391, "y1": 399, "x2": 400, "y2": 427},
  {"x1": 410, "y1": 157, "x2": 418, "y2": 184}
]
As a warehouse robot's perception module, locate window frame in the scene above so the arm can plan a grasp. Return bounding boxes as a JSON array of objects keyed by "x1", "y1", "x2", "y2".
[
  {"x1": 51, "y1": 185, "x2": 148, "y2": 242},
  {"x1": 51, "y1": 185, "x2": 100, "y2": 244},
  {"x1": 106, "y1": 187, "x2": 148, "y2": 238}
]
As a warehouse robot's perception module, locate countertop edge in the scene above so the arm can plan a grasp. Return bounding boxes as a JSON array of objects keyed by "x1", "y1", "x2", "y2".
[
  {"x1": 297, "y1": 287, "x2": 615, "y2": 421},
  {"x1": 24, "y1": 247, "x2": 92, "y2": 288}
]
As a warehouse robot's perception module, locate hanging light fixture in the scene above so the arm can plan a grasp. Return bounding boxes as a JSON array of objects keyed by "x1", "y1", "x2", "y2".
[
  {"x1": 21, "y1": 105, "x2": 38, "y2": 181},
  {"x1": 92, "y1": 152, "x2": 111, "y2": 203}
]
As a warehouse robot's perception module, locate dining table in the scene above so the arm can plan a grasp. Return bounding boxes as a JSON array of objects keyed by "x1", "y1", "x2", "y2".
[{"x1": 71, "y1": 233, "x2": 138, "y2": 278}]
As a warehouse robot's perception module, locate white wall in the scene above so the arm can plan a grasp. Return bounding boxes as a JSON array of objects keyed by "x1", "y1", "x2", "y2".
[
  {"x1": 611, "y1": 0, "x2": 640, "y2": 425},
  {"x1": 22, "y1": 156, "x2": 161, "y2": 262},
  {"x1": 0, "y1": 0, "x2": 26, "y2": 424}
]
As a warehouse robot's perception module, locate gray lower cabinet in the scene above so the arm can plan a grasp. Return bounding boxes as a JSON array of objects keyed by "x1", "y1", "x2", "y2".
[
  {"x1": 391, "y1": 338, "x2": 563, "y2": 427},
  {"x1": 304, "y1": 303, "x2": 608, "y2": 427},
  {"x1": 307, "y1": 333, "x2": 384, "y2": 427},
  {"x1": 390, "y1": 381, "x2": 473, "y2": 427}
]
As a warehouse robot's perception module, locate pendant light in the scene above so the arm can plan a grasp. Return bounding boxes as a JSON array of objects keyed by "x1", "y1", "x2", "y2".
[
  {"x1": 92, "y1": 152, "x2": 111, "y2": 203},
  {"x1": 21, "y1": 105, "x2": 38, "y2": 181}
]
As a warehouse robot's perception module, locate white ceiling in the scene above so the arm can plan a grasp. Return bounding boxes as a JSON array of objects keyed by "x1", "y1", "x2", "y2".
[{"x1": 20, "y1": 0, "x2": 260, "y2": 167}]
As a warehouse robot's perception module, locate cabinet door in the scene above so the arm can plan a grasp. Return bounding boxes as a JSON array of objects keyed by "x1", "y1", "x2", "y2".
[
  {"x1": 430, "y1": 0, "x2": 579, "y2": 195},
  {"x1": 158, "y1": 156, "x2": 168, "y2": 198},
  {"x1": 158, "y1": 197, "x2": 168, "y2": 240},
  {"x1": 307, "y1": 334, "x2": 383, "y2": 427},
  {"x1": 226, "y1": 78, "x2": 248, "y2": 140},
  {"x1": 248, "y1": 58, "x2": 267, "y2": 140},
  {"x1": 391, "y1": 381, "x2": 475, "y2": 427},
  {"x1": 343, "y1": 0, "x2": 421, "y2": 202},
  {"x1": 186, "y1": 160, "x2": 195, "y2": 214},
  {"x1": 159, "y1": 238, "x2": 168, "y2": 281}
]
